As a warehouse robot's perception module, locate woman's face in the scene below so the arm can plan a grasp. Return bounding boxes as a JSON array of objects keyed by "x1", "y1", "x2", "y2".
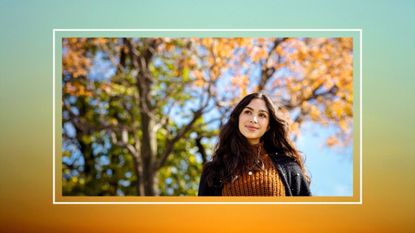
[{"x1": 238, "y1": 98, "x2": 270, "y2": 145}]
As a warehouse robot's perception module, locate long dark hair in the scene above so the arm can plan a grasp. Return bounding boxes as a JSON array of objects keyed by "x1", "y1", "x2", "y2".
[{"x1": 203, "y1": 92, "x2": 309, "y2": 186}]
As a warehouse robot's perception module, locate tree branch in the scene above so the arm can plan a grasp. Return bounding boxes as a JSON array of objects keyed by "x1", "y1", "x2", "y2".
[
  {"x1": 195, "y1": 136, "x2": 208, "y2": 164},
  {"x1": 257, "y1": 38, "x2": 288, "y2": 91},
  {"x1": 155, "y1": 108, "x2": 204, "y2": 170}
]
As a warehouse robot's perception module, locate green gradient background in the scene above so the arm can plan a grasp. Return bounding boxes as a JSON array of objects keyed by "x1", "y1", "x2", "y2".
[{"x1": 0, "y1": 0, "x2": 414, "y2": 232}]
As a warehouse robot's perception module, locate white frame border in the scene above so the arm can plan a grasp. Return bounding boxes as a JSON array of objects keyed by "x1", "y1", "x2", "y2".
[{"x1": 53, "y1": 28, "x2": 363, "y2": 205}]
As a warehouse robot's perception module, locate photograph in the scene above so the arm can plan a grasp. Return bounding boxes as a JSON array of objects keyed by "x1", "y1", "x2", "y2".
[{"x1": 61, "y1": 37, "x2": 354, "y2": 197}]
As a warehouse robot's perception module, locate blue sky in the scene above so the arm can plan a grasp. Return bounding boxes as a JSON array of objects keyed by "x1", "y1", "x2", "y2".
[{"x1": 297, "y1": 122, "x2": 353, "y2": 196}]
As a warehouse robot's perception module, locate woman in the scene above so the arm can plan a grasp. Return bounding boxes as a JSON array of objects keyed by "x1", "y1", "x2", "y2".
[{"x1": 198, "y1": 92, "x2": 311, "y2": 196}]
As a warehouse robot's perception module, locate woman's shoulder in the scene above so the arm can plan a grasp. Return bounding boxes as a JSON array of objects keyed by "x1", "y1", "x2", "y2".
[
  {"x1": 267, "y1": 149, "x2": 297, "y2": 163},
  {"x1": 274, "y1": 154, "x2": 297, "y2": 163},
  {"x1": 200, "y1": 161, "x2": 221, "y2": 184},
  {"x1": 201, "y1": 160, "x2": 215, "y2": 173},
  {"x1": 199, "y1": 161, "x2": 223, "y2": 196},
  {"x1": 268, "y1": 151, "x2": 302, "y2": 170}
]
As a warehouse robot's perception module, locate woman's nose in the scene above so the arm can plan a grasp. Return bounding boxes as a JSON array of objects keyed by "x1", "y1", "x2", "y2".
[{"x1": 250, "y1": 115, "x2": 258, "y2": 123}]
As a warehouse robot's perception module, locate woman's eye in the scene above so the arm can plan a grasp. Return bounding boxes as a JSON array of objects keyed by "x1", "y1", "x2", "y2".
[
  {"x1": 244, "y1": 110, "x2": 251, "y2": 115},
  {"x1": 259, "y1": 114, "x2": 267, "y2": 118}
]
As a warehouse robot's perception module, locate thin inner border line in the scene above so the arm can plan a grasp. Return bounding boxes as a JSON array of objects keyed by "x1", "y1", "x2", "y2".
[{"x1": 53, "y1": 29, "x2": 362, "y2": 204}]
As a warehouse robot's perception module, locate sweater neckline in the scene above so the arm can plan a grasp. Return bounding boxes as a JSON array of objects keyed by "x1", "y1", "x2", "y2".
[{"x1": 249, "y1": 142, "x2": 266, "y2": 155}]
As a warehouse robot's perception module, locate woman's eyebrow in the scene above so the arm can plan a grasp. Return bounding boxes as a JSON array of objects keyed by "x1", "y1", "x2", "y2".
[{"x1": 245, "y1": 106, "x2": 269, "y2": 114}]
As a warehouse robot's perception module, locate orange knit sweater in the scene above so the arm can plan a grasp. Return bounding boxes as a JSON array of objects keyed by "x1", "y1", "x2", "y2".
[{"x1": 222, "y1": 143, "x2": 286, "y2": 196}]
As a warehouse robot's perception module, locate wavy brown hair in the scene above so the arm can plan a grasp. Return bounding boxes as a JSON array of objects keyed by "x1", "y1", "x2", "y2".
[{"x1": 203, "y1": 92, "x2": 310, "y2": 186}]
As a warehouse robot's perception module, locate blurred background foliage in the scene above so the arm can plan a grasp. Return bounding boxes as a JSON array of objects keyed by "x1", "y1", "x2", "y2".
[{"x1": 62, "y1": 37, "x2": 353, "y2": 196}]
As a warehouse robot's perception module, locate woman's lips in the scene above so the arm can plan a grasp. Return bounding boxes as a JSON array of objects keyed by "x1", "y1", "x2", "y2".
[{"x1": 245, "y1": 125, "x2": 258, "y2": 131}]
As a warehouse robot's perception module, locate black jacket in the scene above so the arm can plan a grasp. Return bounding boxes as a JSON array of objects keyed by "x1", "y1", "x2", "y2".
[{"x1": 198, "y1": 152, "x2": 311, "y2": 196}]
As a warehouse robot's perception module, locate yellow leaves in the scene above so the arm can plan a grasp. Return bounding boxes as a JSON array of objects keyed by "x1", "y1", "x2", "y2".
[
  {"x1": 315, "y1": 74, "x2": 328, "y2": 86},
  {"x1": 273, "y1": 78, "x2": 283, "y2": 87},
  {"x1": 325, "y1": 98, "x2": 353, "y2": 120},
  {"x1": 302, "y1": 86, "x2": 313, "y2": 99},
  {"x1": 93, "y1": 38, "x2": 108, "y2": 46},
  {"x1": 64, "y1": 82, "x2": 92, "y2": 97},
  {"x1": 104, "y1": 83, "x2": 136, "y2": 96},
  {"x1": 191, "y1": 69, "x2": 207, "y2": 88},
  {"x1": 199, "y1": 38, "x2": 237, "y2": 61},
  {"x1": 286, "y1": 77, "x2": 302, "y2": 94},
  {"x1": 194, "y1": 79, "x2": 205, "y2": 88},
  {"x1": 316, "y1": 95, "x2": 325, "y2": 104},
  {"x1": 62, "y1": 151, "x2": 71, "y2": 158},
  {"x1": 64, "y1": 82, "x2": 77, "y2": 95},
  {"x1": 300, "y1": 101, "x2": 322, "y2": 122},
  {"x1": 234, "y1": 38, "x2": 251, "y2": 47},
  {"x1": 188, "y1": 155, "x2": 196, "y2": 164},
  {"x1": 338, "y1": 119, "x2": 349, "y2": 131},
  {"x1": 100, "y1": 83, "x2": 112, "y2": 94},
  {"x1": 217, "y1": 41, "x2": 233, "y2": 57},
  {"x1": 81, "y1": 135, "x2": 92, "y2": 144},
  {"x1": 323, "y1": 78, "x2": 335, "y2": 90},
  {"x1": 110, "y1": 118, "x2": 118, "y2": 126},
  {"x1": 309, "y1": 105, "x2": 321, "y2": 121},
  {"x1": 201, "y1": 38, "x2": 213, "y2": 47},
  {"x1": 326, "y1": 135, "x2": 339, "y2": 147},
  {"x1": 63, "y1": 52, "x2": 91, "y2": 78},
  {"x1": 62, "y1": 38, "x2": 92, "y2": 78},
  {"x1": 301, "y1": 101, "x2": 311, "y2": 112},
  {"x1": 191, "y1": 69, "x2": 203, "y2": 79},
  {"x1": 227, "y1": 74, "x2": 251, "y2": 100},
  {"x1": 295, "y1": 37, "x2": 353, "y2": 95},
  {"x1": 231, "y1": 75, "x2": 249, "y2": 90},
  {"x1": 79, "y1": 178, "x2": 85, "y2": 185},
  {"x1": 275, "y1": 45, "x2": 284, "y2": 56},
  {"x1": 65, "y1": 38, "x2": 88, "y2": 50},
  {"x1": 111, "y1": 83, "x2": 125, "y2": 95},
  {"x1": 156, "y1": 38, "x2": 176, "y2": 53},
  {"x1": 345, "y1": 92, "x2": 353, "y2": 104},
  {"x1": 331, "y1": 101, "x2": 343, "y2": 119},
  {"x1": 343, "y1": 50, "x2": 353, "y2": 64},
  {"x1": 340, "y1": 37, "x2": 353, "y2": 50},
  {"x1": 343, "y1": 102, "x2": 353, "y2": 116},
  {"x1": 71, "y1": 176, "x2": 78, "y2": 184},
  {"x1": 251, "y1": 46, "x2": 267, "y2": 62},
  {"x1": 98, "y1": 83, "x2": 137, "y2": 96},
  {"x1": 297, "y1": 46, "x2": 309, "y2": 61},
  {"x1": 290, "y1": 122, "x2": 300, "y2": 136},
  {"x1": 164, "y1": 42, "x2": 175, "y2": 52},
  {"x1": 256, "y1": 38, "x2": 266, "y2": 44},
  {"x1": 186, "y1": 57, "x2": 197, "y2": 68},
  {"x1": 241, "y1": 88, "x2": 248, "y2": 98}
]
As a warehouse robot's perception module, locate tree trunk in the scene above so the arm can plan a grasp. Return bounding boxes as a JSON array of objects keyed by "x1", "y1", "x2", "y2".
[
  {"x1": 140, "y1": 112, "x2": 158, "y2": 195},
  {"x1": 131, "y1": 152, "x2": 144, "y2": 195},
  {"x1": 128, "y1": 38, "x2": 160, "y2": 195}
]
